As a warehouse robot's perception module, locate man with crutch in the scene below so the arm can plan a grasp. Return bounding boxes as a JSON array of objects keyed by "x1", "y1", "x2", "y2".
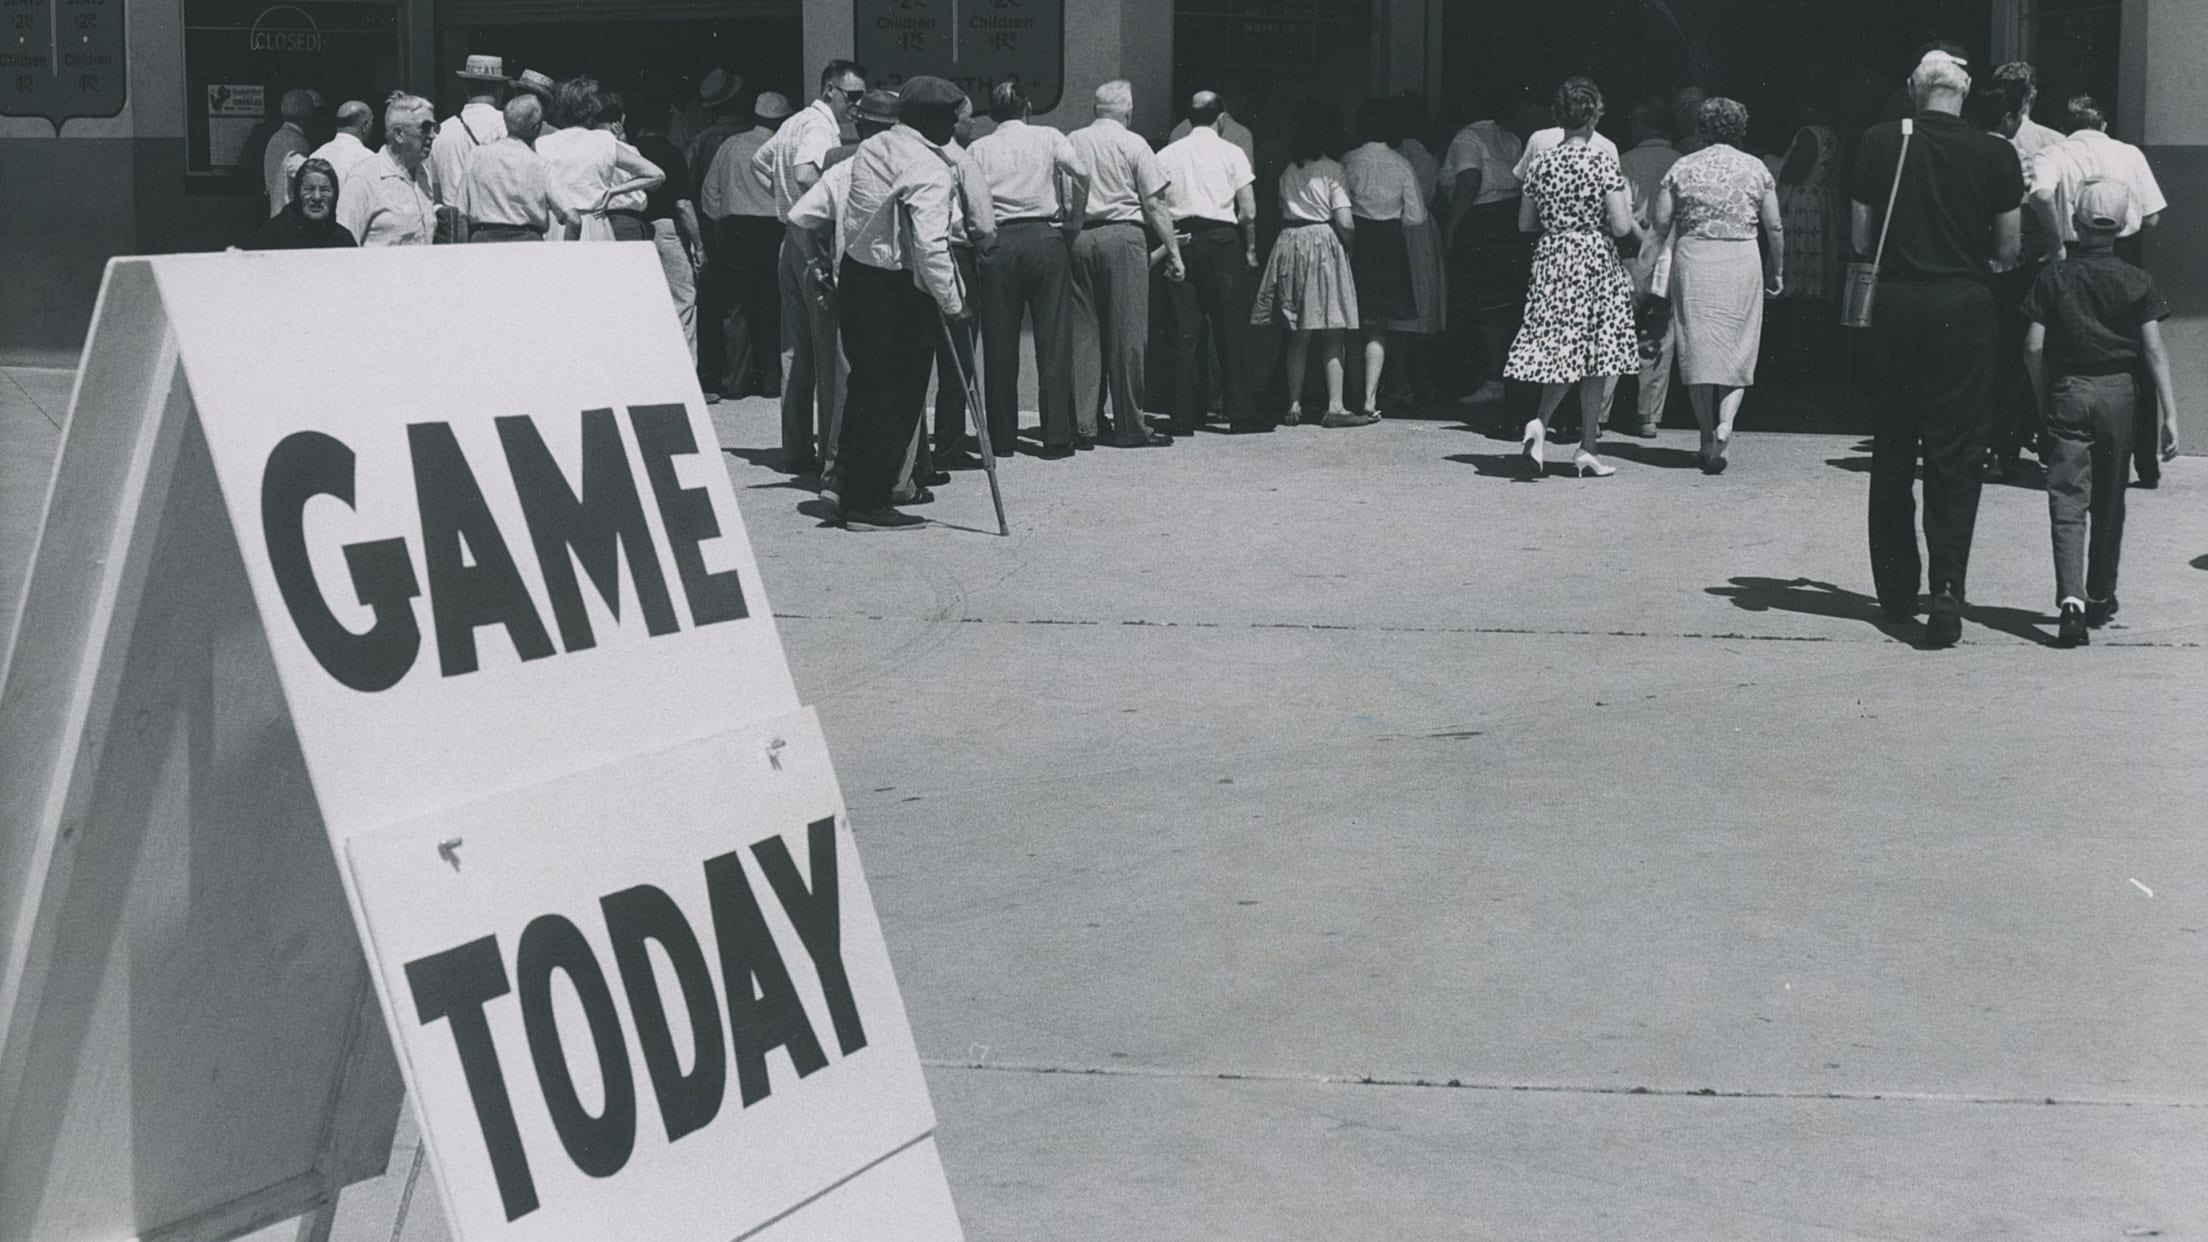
[{"x1": 828, "y1": 76, "x2": 973, "y2": 531}]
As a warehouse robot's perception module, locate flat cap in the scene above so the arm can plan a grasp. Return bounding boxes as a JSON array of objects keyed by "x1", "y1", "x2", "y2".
[
  {"x1": 897, "y1": 75, "x2": 966, "y2": 111},
  {"x1": 855, "y1": 89, "x2": 901, "y2": 125}
]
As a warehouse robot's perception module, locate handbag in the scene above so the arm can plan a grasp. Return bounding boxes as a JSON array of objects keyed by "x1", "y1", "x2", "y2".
[{"x1": 1841, "y1": 118, "x2": 1913, "y2": 329}]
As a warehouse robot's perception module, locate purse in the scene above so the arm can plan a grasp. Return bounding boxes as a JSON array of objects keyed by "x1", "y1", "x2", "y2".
[{"x1": 1841, "y1": 118, "x2": 1913, "y2": 329}]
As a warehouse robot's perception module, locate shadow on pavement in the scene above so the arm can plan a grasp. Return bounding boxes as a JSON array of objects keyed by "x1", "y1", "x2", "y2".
[
  {"x1": 1600, "y1": 441, "x2": 1703, "y2": 471},
  {"x1": 2192, "y1": 553, "x2": 2208, "y2": 571},
  {"x1": 1445, "y1": 451, "x2": 1545, "y2": 481},
  {"x1": 1708, "y1": 575, "x2": 2060, "y2": 647}
]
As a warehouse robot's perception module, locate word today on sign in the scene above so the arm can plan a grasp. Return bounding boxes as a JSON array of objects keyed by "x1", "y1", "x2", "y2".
[{"x1": 348, "y1": 711, "x2": 953, "y2": 1239}]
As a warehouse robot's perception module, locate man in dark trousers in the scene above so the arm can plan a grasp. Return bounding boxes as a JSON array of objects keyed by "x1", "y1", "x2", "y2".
[
  {"x1": 832, "y1": 76, "x2": 970, "y2": 530},
  {"x1": 968, "y1": 81, "x2": 1093, "y2": 456},
  {"x1": 1850, "y1": 51, "x2": 2023, "y2": 647},
  {"x1": 1155, "y1": 90, "x2": 1263, "y2": 434}
]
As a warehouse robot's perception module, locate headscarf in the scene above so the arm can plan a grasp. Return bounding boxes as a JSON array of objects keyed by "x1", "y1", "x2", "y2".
[
  {"x1": 285, "y1": 157, "x2": 352, "y2": 243},
  {"x1": 250, "y1": 156, "x2": 356, "y2": 249}
]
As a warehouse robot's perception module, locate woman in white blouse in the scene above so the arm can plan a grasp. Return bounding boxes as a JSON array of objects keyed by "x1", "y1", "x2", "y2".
[
  {"x1": 1343, "y1": 96, "x2": 1431, "y2": 420},
  {"x1": 536, "y1": 77, "x2": 664, "y2": 241},
  {"x1": 1250, "y1": 101, "x2": 1361, "y2": 427}
]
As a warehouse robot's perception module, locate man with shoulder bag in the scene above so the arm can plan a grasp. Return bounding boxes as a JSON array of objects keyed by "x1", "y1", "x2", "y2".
[{"x1": 1847, "y1": 51, "x2": 2024, "y2": 648}]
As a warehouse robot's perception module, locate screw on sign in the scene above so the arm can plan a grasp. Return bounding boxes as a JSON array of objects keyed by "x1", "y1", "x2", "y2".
[{"x1": 0, "y1": 0, "x2": 126, "y2": 130}]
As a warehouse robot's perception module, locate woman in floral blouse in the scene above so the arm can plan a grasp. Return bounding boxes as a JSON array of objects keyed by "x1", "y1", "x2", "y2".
[{"x1": 1653, "y1": 97, "x2": 1785, "y2": 474}]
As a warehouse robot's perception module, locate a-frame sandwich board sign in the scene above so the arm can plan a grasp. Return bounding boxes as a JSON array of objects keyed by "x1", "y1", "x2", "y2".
[{"x1": 0, "y1": 246, "x2": 964, "y2": 1241}]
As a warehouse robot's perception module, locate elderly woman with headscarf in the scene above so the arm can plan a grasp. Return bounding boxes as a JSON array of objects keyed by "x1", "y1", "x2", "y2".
[
  {"x1": 249, "y1": 156, "x2": 358, "y2": 249},
  {"x1": 1653, "y1": 96, "x2": 1783, "y2": 474}
]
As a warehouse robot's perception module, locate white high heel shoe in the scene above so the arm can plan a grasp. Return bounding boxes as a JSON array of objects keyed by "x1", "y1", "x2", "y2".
[{"x1": 1573, "y1": 449, "x2": 1616, "y2": 478}]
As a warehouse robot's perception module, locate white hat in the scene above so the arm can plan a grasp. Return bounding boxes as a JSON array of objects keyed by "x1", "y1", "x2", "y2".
[
  {"x1": 457, "y1": 54, "x2": 508, "y2": 83},
  {"x1": 753, "y1": 91, "x2": 794, "y2": 121}
]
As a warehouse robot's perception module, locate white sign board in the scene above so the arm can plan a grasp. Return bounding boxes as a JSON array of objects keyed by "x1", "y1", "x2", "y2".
[
  {"x1": 0, "y1": 247, "x2": 960, "y2": 1241},
  {"x1": 349, "y1": 710, "x2": 957, "y2": 1239},
  {"x1": 159, "y1": 245, "x2": 801, "y2": 836}
]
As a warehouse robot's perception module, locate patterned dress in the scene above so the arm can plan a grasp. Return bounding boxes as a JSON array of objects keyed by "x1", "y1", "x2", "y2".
[
  {"x1": 1504, "y1": 141, "x2": 1638, "y2": 384},
  {"x1": 1778, "y1": 125, "x2": 1847, "y2": 303}
]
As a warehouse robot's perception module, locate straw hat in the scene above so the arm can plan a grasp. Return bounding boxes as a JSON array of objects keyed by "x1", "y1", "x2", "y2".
[
  {"x1": 457, "y1": 54, "x2": 507, "y2": 83},
  {"x1": 753, "y1": 91, "x2": 794, "y2": 121},
  {"x1": 699, "y1": 68, "x2": 743, "y2": 109},
  {"x1": 513, "y1": 69, "x2": 556, "y2": 103}
]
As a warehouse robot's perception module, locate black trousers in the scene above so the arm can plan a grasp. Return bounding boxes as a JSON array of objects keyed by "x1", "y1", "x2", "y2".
[
  {"x1": 981, "y1": 221, "x2": 1077, "y2": 447},
  {"x1": 1989, "y1": 261, "x2": 2042, "y2": 461},
  {"x1": 1167, "y1": 222, "x2": 1254, "y2": 429},
  {"x1": 1866, "y1": 278, "x2": 1998, "y2": 609},
  {"x1": 710, "y1": 215, "x2": 784, "y2": 397},
  {"x1": 837, "y1": 258, "x2": 939, "y2": 513}
]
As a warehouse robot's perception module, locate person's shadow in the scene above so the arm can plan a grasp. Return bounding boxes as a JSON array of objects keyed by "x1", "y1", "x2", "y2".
[
  {"x1": 1707, "y1": 576, "x2": 2059, "y2": 647},
  {"x1": 1445, "y1": 452, "x2": 1545, "y2": 480},
  {"x1": 1600, "y1": 441, "x2": 1703, "y2": 471}
]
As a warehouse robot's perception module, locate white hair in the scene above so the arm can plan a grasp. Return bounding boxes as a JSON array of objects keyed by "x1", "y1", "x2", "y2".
[
  {"x1": 1909, "y1": 55, "x2": 1971, "y2": 104},
  {"x1": 383, "y1": 92, "x2": 433, "y2": 129},
  {"x1": 1094, "y1": 79, "x2": 1133, "y2": 117}
]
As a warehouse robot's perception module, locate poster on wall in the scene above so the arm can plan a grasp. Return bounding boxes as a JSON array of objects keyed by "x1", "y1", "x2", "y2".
[
  {"x1": 0, "y1": 0, "x2": 127, "y2": 131},
  {"x1": 182, "y1": 0, "x2": 400, "y2": 179},
  {"x1": 853, "y1": 0, "x2": 1063, "y2": 114}
]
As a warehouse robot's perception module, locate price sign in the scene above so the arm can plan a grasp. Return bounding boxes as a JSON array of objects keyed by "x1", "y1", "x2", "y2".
[
  {"x1": 854, "y1": 0, "x2": 1062, "y2": 114},
  {"x1": 0, "y1": 0, "x2": 126, "y2": 130}
]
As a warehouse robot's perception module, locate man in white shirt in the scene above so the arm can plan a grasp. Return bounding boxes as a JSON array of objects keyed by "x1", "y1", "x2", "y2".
[
  {"x1": 337, "y1": 94, "x2": 438, "y2": 247},
  {"x1": 1167, "y1": 102, "x2": 1254, "y2": 167},
  {"x1": 262, "y1": 89, "x2": 323, "y2": 216},
  {"x1": 828, "y1": 77, "x2": 969, "y2": 530},
  {"x1": 1993, "y1": 62, "x2": 2065, "y2": 160},
  {"x1": 1157, "y1": 91, "x2": 1261, "y2": 434},
  {"x1": 309, "y1": 100, "x2": 376, "y2": 183},
  {"x1": 969, "y1": 80, "x2": 1093, "y2": 454},
  {"x1": 701, "y1": 93, "x2": 791, "y2": 399},
  {"x1": 459, "y1": 95, "x2": 557, "y2": 241},
  {"x1": 786, "y1": 91, "x2": 898, "y2": 499},
  {"x1": 1618, "y1": 95, "x2": 1681, "y2": 436},
  {"x1": 2028, "y1": 94, "x2": 2167, "y2": 260},
  {"x1": 1069, "y1": 80, "x2": 1182, "y2": 447},
  {"x1": 430, "y1": 55, "x2": 510, "y2": 213},
  {"x1": 755, "y1": 60, "x2": 866, "y2": 471}
]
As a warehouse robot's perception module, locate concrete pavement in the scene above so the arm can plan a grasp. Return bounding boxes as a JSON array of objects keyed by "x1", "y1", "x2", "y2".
[{"x1": 6, "y1": 370, "x2": 2205, "y2": 1239}]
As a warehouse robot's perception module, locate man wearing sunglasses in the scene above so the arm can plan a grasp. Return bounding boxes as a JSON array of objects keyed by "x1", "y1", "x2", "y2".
[
  {"x1": 754, "y1": 59, "x2": 870, "y2": 474},
  {"x1": 338, "y1": 93, "x2": 439, "y2": 247}
]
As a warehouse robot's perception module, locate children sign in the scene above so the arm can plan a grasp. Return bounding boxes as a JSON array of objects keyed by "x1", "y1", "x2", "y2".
[{"x1": 0, "y1": 246, "x2": 961, "y2": 1240}]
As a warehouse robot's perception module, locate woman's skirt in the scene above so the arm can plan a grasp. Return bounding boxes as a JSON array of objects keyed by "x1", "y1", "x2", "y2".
[
  {"x1": 1778, "y1": 184, "x2": 1845, "y2": 304},
  {"x1": 1390, "y1": 214, "x2": 1447, "y2": 334},
  {"x1": 1672, "y1": 234, "x2": 1765, "y2": 387},
  {"x1": 1503, "y1": 231, "x2": 1637, "y2": 385},
  {"x1": 1251, "y1": 223, "x2": 1360, "y2": 331},
  {"x1": 1445, "y1": 197, "x2": 1535, "y2": 317},
  {"x1": 1350, "y1": 216, "x2": 1417, "y2": 324}
]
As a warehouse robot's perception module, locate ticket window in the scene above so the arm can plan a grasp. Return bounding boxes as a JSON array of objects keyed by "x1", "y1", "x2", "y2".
[{"x1": 183, "y1": 0, "x2": 404, "y2": 189}]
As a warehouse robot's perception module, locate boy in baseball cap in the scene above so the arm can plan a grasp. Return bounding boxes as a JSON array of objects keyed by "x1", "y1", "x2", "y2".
[{"x1": 2022, "y1": 177, "x2": 2181, "y2": 645}]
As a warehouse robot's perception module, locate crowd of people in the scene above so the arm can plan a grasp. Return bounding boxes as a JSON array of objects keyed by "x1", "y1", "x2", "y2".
[{"x1": 239, "y1": 40, "x2": 2178, "y2": 646}]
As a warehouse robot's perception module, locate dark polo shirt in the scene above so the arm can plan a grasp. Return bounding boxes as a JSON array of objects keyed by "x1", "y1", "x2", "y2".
[{"x1": 1850, "y1": 110, "x2": 2025, "y2": 282}]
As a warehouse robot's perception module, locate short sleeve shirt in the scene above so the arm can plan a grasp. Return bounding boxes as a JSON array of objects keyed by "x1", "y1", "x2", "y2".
[
  {"x1": 1526, "y1": 141, "x2": 1625, "y2": 236},
  {"x1": 1849, "y1": 112, "x2": 2026, "y2": 281},
  {"x1": 1340, "y1": 142, "x2": 1427, "y2": 223},
  {"x1": 1278, "y1": 158, "x2": 1351, "y2": 223},
  {"x1": 1439, "y1": 121, "x2": 1522, "y2": 205},
  {"x1": 1660, "y1": 144, "x2": 1774, "y2": 240},
  {"x1": 1068, "y1": 117, "x2": 1166, "y2": 225},
  {"x1": 753, "y1": 100, "x2": 842, "y2": 222},
  {"x1": 2021, "y1": 250, "x2": 2171, "y2": 372},
  {"x1": 1156, "y1": 126, "x2": 1253, "y2": 223}
]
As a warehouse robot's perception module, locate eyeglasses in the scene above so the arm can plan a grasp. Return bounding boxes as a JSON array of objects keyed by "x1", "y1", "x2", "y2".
[
  {"x1": 410, "y1": 120, "x2": 436, "y2": 137},
  {"x1": 842, "y1": 89, "x2": 865, "y2": 105}
]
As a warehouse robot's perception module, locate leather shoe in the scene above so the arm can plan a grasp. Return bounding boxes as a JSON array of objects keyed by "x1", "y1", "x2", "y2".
[
  {"x1": 920, "y1": 470, "x2": 951, "y2": 486},
  {"x1": 1226, "y1": 421, "x2": 1274, "y2": 435},
  {"x1": 1924, "y1": 590, "x2": 1963, "y2": 648},
  {"x1": 1118, "y1": 431, "x2": 1173, "y2": 448},
  {"x1": 1074, "y1": 436, "x2": 1097, "y2": 451},
  {"x1": 1037, "y1": 443, "x2": 1076, "y2": 460}
]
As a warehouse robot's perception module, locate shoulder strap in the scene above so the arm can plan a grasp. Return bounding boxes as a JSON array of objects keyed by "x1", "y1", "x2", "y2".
[{"x1": 1869, "y1": 119, "x2": 1913, "y2": 269}]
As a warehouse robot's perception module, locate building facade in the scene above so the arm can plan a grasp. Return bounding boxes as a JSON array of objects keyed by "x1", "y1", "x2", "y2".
[{"x1": 1, "y1": 0, "x2": 2199, "y2": 449}]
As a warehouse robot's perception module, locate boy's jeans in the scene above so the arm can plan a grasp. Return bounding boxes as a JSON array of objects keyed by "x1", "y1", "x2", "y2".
[{"x1": 2044, "y1": 371, "x2": 2137, "y2": 605}]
